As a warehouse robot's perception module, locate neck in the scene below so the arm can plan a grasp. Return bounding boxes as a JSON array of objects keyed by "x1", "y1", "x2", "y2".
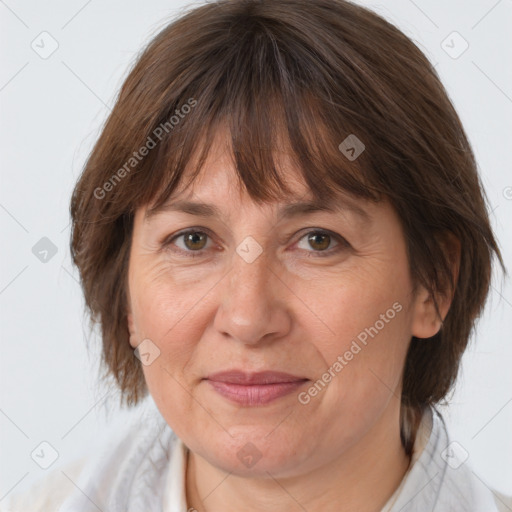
[{"x1": 185, "y1": 404, "x2": 411, "y2": 512}]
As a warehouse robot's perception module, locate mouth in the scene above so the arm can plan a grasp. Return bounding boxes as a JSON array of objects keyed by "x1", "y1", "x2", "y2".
[{"x1": 204, "y1": 370, "x2": 309, "y2": 406}]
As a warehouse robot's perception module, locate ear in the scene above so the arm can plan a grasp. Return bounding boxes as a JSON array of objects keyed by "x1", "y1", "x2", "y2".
[
  {"x1": 127, "y1": 306, "x2": 138, "y2": 348},
  {"x1": 411, "y1": 231, "x2": 461, "y2": 339}
]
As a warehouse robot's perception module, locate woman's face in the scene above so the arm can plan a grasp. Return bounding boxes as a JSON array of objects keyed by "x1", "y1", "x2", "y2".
[{"x1": 126, "y1": 136, "x2": 440, "y2": 478}]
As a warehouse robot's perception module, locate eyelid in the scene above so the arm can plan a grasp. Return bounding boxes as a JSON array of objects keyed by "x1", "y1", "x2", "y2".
[
  {"x1": 162, "y1": 227, "x2": 350, "y2": 257},
  {"x1": 162, "y1": 227, "x2": 217, "y2": 254},
  {"x1": 291, "y1": 228, "x2": 350, "y2": 255}
]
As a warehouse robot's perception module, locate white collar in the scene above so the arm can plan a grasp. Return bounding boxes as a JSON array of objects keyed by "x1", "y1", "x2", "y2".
[
  {"x1": 162, "y1": 431, "x2": 189, "y2": 512},
  {"x1": 383, "y1": 407, "x2": 500, "y2": 511}
]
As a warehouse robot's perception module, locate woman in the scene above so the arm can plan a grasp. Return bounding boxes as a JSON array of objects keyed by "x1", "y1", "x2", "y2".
[{"x1": 4, "y1": 0, "x2": 508, "y2": 510}]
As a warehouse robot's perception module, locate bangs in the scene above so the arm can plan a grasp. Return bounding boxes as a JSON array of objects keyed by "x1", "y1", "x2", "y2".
[{"x1": 125, "y1": 13, "x2": 382, "y2": 215}]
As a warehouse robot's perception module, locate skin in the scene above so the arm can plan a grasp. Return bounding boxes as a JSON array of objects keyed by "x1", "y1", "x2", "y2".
[{"x1": 126, "y1": 133, "x2": 455, "y2": 512}]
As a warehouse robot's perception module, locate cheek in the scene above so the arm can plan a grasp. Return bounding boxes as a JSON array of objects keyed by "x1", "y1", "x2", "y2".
[
  {"x1": 304, "y1": 257, "x2": 413, "y2": 407},
  {"x1": 128, "y1": 263, "x2": 203, "y2": 397},
  {"x1": 130, "y1": 258, "x2": 205, "y2": 343},
  {"x1": 311, "y1": 258, "x2": 411, "y2": 348},
  {"x1": 133, "y1": 273, "x2": 207, "y2": 436}
]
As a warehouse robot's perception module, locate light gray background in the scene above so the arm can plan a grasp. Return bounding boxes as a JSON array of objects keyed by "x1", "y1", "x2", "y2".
[{"x1": 1, "y1": 0, "x2": 511, "y2": 501}]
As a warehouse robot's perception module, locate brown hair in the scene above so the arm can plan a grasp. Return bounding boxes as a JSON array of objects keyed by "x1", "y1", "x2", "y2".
[{"x1": 70, "y1": 0, "x2": 503, "y2": 453}]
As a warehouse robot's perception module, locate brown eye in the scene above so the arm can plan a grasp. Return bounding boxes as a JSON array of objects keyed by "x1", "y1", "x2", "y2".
[
  {"x1": 295, "y1": 229, "x2": 350, "y2": 257},
  {"x1": 182, "y1": 231, "x2": 208, "y2": 251},
  {"x1": 163, "y1": 229, "x2": 213, "y2": 257},
  {"x1": 307, "y1": 232, "x2": 331, "y2": 251}
]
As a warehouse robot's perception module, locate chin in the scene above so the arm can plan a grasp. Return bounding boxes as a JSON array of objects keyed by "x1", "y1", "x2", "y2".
[{"x1": 190, "y1": 428, "x2": 316, "y2": 479}]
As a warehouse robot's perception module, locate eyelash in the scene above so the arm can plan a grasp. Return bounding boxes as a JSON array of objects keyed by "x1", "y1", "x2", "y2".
[{"x1": 161, "y1": 228, "x2": 350, "y2": 259}]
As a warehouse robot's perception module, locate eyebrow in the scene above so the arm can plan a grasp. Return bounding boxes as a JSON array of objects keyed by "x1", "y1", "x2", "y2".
[{"x1": 144, "y1": 197, "x2": 370, "y2": 224}]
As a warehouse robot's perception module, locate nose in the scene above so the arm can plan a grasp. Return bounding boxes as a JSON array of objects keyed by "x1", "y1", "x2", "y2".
[{"x1": 212, "y1": 243, "x2": 292, "y2": 345}]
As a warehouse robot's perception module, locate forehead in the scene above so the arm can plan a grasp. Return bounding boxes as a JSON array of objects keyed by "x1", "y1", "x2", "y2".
[
  {"x1": 142, "y1": 126, "x2": 375, "y2": 226},
  {"x1": 145, "y1": 132, "x2": 309, "y2": 213},
  {"x1": 185, "y1": 149, "x2": 307, "y2": 201},
  {"x1": 144, "y1": 159, "x2": 371, "y2": 227}
]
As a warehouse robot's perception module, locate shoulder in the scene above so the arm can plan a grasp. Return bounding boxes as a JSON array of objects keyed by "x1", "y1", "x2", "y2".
[
  {"x1": 391, "y1": 407, "x2": 511, "y2": 512},
  {"x1": 436, "y1": 453, "x2": 511, "y2": 512},
  {"x1": 1, "y1": 456, "x2": 88, "y2": 512},
  {"x1": 496, "y1": 492, "x2": 512, "y2": 512},
  {"x1": 429, "y1": 411, "x2": 511, "y2": 512},
  {"x1": 494, "y1": 491, "x2": 512, "y2": 512},
  {"x1": 1, "y1": 401, "x2": 178, "y2": 512}
]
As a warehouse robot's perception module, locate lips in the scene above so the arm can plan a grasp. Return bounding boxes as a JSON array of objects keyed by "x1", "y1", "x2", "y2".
[
  {"x1": 204, "y1": 370, "x2": 309, "y2": 406},
  {"x1": 206, "y1": 370, "x2": 307, "y2": 385}
]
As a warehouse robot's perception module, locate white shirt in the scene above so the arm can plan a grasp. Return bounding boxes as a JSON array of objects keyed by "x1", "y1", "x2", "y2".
[{"x1": 2, "y1": 399, "x2": 510, "y2": 512}]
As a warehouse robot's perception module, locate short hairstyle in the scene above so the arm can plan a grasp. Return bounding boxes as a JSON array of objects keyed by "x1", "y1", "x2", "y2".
[{"x1": 70, "y1": 0, "x2": 503, "y2": 453}]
